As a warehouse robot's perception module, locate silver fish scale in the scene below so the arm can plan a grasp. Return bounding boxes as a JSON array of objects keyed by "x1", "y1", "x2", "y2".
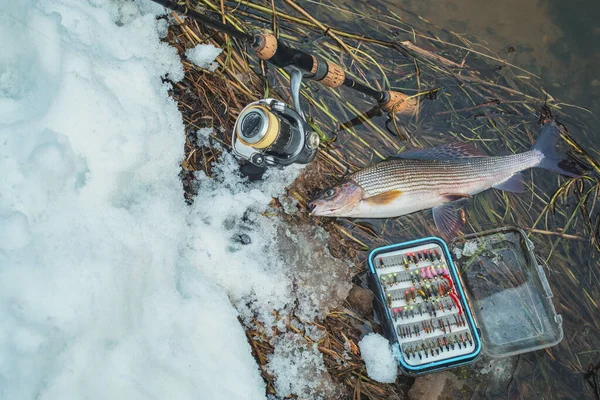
[{"x1": 349, "y1": 152, "x2": 541, "y2": 197}]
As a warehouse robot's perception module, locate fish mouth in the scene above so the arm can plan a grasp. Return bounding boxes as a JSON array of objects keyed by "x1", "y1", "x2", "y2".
[
  {"x1": 308, "y1": 199, "x2": 356, "y2": 217},
  {"x1": 308, "y1": 200, "x2": 337, "y2": 216}
]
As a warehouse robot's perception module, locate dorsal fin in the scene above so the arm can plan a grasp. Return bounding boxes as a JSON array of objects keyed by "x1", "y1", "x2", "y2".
[
  {"x1": 364, "y1": 190, "x2": 403, "y2": 205},
  {"x1": 390, "y1": 143, "x2": 488, "y2": 160}
]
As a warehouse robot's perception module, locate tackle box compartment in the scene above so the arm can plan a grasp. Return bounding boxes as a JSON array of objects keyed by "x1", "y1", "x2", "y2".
[{"x1": 367, "y1": 225, "x2": 563, "y2": 376}]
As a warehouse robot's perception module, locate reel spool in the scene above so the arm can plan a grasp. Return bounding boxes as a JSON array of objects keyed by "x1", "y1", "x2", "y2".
[{"x1": 232, "y1": 68, "x2": 319, "y2": 170}]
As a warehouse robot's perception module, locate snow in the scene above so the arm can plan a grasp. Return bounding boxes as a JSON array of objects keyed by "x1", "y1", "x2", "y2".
[
  {"x1": 186, "y1": 43, "x2": 222, "y2": 72},
  {"x1": 0, "y1": 211, "x2": 31, "y2": 250},
  {"x1": 0, "y1": 1, "x2": 352, "y2": 399},
  {"x1": 0, "y1": 1, "x2": 263, "y2": 399},
  {"x1": 358, "y1": 333, "x2": 398, "y2": 383},
  {"x1": 188, "y1": 150, "x2": 351, "y2": 330}
]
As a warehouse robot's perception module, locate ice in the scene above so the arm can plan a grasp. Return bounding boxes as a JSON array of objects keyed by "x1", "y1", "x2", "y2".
[
  {"x1": 188, "y1": 152, "x2": 351, "y2": 330},
  {"x1": 277, "y1": 223, "x2": 352, "y2": 322},
  {"x1": 186, "y1": 43, "x2": 223, "y2": 72},
  {"x1": 266, "y1": 333, "x2": 342, "y2": 400},
  {"x1": 279, "y1": 195, "x2": 299, "y2": 215},
  {"x1": 461, "y1": 240, "x2": 480, "y2": 257},
  {"x1": 452, "y1": 245, "x2": 463, "y2": 259},
  {"x1": 477, "y1": 357, "x2": 515, "y2": 382},
  {"x1": 196, "y1": 127, "x2": 214, "y2": 146},
  {"x1": 358, "y1": 333, "x2": 398, "y2": 383}
]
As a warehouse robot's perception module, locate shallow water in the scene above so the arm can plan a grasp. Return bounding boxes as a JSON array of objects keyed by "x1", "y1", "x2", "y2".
[
  {"x1": 290, "y1": 0, "x2": 600, "y2": 398},
  {"x1": 387, "y1": 0, "x2": 600, "y2": 120},
  {"x1": 360, "y1": 1, "x2": 600, "y2": 397}
]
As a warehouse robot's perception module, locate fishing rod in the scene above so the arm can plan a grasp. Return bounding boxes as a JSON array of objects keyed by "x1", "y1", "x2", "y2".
[
  {"x1": 151, "y1": 0, "x2": 408, "y2": 110},
  {"x1": 151, "y1": 0, "x2": 411, "y2": 176}
]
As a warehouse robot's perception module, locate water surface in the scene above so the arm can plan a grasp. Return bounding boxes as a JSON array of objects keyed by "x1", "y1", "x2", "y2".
[{"x1": 387, "y1": 0, "x2": 599, "y2": 117}]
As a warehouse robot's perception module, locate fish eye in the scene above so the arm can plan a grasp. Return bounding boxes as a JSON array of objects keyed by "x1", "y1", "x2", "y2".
[{"x1": 324, "y1": 188, "x2": 336, "y2": 198}]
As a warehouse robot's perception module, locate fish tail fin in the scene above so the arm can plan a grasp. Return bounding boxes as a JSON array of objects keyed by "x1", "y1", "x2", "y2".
[{"x1": 533, "y1": 121, "x2": 582, "y2": 178}]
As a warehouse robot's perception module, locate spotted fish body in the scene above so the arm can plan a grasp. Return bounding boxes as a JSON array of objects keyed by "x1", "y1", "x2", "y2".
[{"x1": 309, "y1": 121, "x2": 580, "y2": 236}]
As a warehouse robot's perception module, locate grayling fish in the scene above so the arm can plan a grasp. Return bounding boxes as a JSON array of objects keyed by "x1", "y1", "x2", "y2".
[{"x1": 309, "y1": 121, "x2": 580, "y2": 236}]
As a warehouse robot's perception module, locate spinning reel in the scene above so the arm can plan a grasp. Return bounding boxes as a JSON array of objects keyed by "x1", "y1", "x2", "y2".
[{"x1": 232, "y1": 69, "x2": 320, "y2": 172}]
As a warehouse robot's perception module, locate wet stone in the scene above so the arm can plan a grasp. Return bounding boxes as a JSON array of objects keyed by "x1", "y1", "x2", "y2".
[
  {"x1": 346, "y1": 285, "x2": 374, "y2": 318},
  {"x1": 408, "y1": 372, "x2": 461, "y2": 400}
]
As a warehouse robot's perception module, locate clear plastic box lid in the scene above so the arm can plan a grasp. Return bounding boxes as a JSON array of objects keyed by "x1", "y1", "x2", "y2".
[{"x1": 450, "y1": 226, "x2": 564, "y2": 358}]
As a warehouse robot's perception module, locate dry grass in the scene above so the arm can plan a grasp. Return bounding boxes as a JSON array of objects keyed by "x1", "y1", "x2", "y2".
[{"x1": 163, "y1": 0, "x2": 600, "y2": 398}]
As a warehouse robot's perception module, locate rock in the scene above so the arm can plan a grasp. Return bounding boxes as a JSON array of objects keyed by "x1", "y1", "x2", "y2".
[
  {"x1": 346, "y1": 285, "x2": 374, "y2": 317},
  {"x1": 408, "y1": 372, "x2": 460, "y2": 400}
]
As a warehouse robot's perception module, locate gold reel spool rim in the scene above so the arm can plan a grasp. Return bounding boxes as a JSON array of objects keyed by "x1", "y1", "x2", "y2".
[{"x1": 236, "y1": 105, "x2": 280, "y2": 149}]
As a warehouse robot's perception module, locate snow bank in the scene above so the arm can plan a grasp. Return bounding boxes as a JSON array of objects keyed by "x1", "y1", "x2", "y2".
[
  {"x1": 0, "y1": 1, "x2": 353, "y2": 399},
  {"x1": 358, "y1": 333, "x2": 398, "y2": 383},
  {"x1": 0, "y1": 1, "x2": 264, "y2": 398}
]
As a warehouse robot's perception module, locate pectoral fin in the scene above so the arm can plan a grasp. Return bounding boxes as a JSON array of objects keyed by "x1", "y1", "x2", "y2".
[
  {"x1": 432, "y1": 194, "x2": 471, "y2": 238},
  {"x1": 364, "y1": 190, "x2": 403, "y2": 205}
]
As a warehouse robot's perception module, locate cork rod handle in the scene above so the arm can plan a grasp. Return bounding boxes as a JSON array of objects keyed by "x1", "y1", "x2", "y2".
[
  {"x1": 379, "y1": 91, "x2": 415, "y2": 113},
  {"x1": 253, "y1": 34, "x2": 345, "y2": 88}
]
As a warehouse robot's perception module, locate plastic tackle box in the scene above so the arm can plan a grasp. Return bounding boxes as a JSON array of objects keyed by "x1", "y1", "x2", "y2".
[{"x1": 367, "y1": 226, "x2": 564, "y2": 375}]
